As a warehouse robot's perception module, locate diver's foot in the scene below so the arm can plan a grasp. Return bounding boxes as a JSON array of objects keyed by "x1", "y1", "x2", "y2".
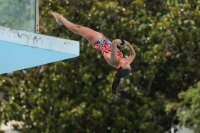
[{"x1": 52, "y1": 12, "x2": 63, "y2": 25}]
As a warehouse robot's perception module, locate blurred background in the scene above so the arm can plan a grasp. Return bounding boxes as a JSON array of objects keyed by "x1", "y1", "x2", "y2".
[{"x1": 0, "y1": 0, "x2": 200, "y2": 133}]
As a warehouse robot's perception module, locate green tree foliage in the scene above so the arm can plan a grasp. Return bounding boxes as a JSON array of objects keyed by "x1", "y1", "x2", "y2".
[
  {"x1": 166, "y1": 83, "x2": 200, "y2": 133},
  {"x1": 0, "y1": 0, "x2": 200, "y2": 133}
]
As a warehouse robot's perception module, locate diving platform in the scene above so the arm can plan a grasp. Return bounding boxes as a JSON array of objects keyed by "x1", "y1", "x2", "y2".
[{"x1": 0, "y1": 26, "x2": 80, "y2": 74}]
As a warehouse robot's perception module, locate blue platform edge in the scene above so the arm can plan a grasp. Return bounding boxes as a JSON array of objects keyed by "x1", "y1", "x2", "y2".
[{"x1": 0, "y1": 26, "x2": 80, "y2": 74}]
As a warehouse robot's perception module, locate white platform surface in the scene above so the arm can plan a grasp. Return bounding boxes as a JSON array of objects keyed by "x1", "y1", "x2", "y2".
[{"x1": 0, "y1": 26, "x2": 79, "y2": 74}]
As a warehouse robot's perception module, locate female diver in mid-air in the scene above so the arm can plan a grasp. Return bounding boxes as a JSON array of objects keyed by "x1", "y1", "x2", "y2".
[{"x1": 52, "y1": 12, "x2": 136, "y2": 99}]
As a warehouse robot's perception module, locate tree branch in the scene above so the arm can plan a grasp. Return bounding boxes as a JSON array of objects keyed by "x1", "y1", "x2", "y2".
[{"x1": 147, "y1": 64, "x2": 159, "y2": 95}]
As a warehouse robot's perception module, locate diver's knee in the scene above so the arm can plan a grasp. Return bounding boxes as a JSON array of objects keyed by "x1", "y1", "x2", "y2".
[
  {"x1": 71, "y1": 25, "x2": 82, "y2": 34},
  {"x1": 73, "y1": 25, "x2": 81, "y2": 31}
]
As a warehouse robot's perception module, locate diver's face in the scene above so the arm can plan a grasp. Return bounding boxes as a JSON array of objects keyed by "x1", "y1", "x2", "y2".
[{"x1": 118, "y1": 58, "x2": 131, "y2": 70}]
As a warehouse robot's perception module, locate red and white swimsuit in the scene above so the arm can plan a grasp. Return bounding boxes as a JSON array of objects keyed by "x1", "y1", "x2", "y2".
[{"x1": 93, "y1": 34, "x2": 123, "y2": 58}]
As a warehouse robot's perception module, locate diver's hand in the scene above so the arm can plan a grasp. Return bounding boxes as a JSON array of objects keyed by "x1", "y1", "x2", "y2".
[{"x1": 118, "y1": 39, "x2": 130, "y2": 47}]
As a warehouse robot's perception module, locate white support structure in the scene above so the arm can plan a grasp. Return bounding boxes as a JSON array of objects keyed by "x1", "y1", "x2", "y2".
[{"x1": 0, "y1": 26, "x2": 80, "y2": 74}]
